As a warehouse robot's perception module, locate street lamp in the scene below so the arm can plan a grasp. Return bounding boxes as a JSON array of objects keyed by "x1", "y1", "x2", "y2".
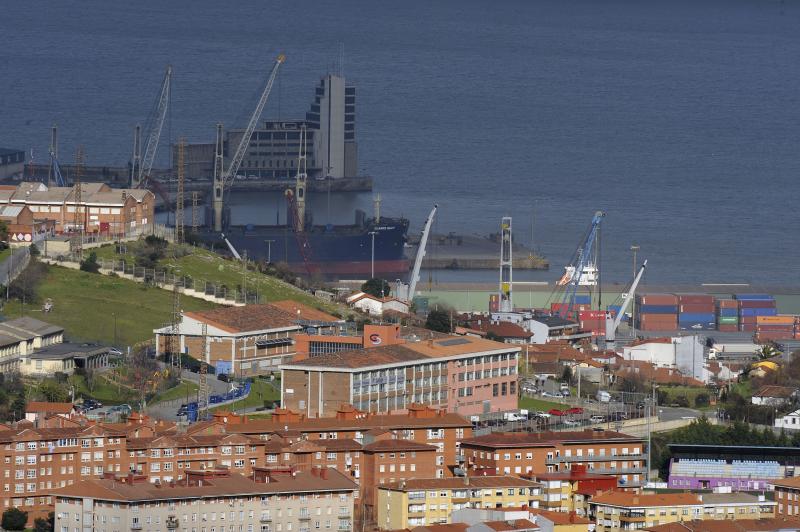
[
  {"x1": 368, "y1": 231, "x2": 377, "y2": 279},
  {"x1": 264, "y1": 239, "x2": 275, "y2": 264}
]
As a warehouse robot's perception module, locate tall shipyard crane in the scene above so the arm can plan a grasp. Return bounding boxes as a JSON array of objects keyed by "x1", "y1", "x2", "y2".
[
  {"x1": 554, "y1": 211, "x2": 605, "y2": 318},
  {"x1": 396, "y1": 205, "x2": 437, "y2": 302},
  {"x1": 212, "y1": 54, "x2": 285, "y2": 231},
  {"x1": 605, "y1": 259, "x2": 647, "y2": 349},
  {"x1": 134, "y1": 66, "x2": 172, "y2": 188}
]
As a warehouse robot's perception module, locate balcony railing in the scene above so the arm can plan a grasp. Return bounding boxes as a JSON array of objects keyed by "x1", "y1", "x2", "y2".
[{"x1": 166, "y1": 516, "x2": 180, "y2": 529}]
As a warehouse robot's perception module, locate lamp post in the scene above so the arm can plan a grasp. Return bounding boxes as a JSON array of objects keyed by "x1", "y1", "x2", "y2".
[
  {"x1": 368, "y1": 231, "x2": 377, "y2": 279},
  {"x1": 264, "y1": 239, "x2": 275, "y2": 264}
]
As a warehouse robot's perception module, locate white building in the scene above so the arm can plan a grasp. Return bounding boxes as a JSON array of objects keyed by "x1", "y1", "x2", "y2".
[
  {"x1": 347, "y1": 292, "x2": 409, "y2": 317},
  {"x1": 775, "y1": 410, "x2": 800, "y2": 430},
  {"x1": 623, "y1": 335, "x2": 709, "y2": 383}
]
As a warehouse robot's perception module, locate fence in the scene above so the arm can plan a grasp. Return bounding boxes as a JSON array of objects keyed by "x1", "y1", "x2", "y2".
[{"x1": 0, "y1": 247, "x2": 31, "y2": 287}]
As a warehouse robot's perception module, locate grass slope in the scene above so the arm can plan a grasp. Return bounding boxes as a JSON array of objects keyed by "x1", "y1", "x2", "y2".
[
  {"x1": 519, "y1": 396, "x2": 568, "y2": 412},
  {"x1": 3, "y1": 264, "x2": 217, "y2": 347},
  {"x1": 93, "y1": 243, "x2": 347, "y2": 315}
]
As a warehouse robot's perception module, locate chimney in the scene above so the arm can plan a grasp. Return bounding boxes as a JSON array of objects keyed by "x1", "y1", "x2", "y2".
[{"x1": 121, "y1": 191, "x2": 127, "y2": 201}]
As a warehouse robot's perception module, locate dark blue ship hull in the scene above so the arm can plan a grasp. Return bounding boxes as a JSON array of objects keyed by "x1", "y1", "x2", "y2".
[{"x1": 210, "y1": 217, "x2": 410, "y2": 278}]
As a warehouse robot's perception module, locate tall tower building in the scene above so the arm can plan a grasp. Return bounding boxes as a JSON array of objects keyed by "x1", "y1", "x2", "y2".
[{"x1": 306, "y1": 74, "x2": 357, "y2": 178}]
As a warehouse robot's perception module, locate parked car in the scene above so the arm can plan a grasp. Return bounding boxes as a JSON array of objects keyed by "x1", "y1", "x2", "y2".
[
  {"x1": 548, "y1": 408, "x2": 565, "y2": 416},
  {"x1": 565, "y1": 407, "x2": 584, "y2": 415},
  {"x1": 563, "y1": 419, "x2": 581, "y2": 427},
  {"x1": 590, "y1": 415, "x2": 606, "y2": 423},
  {"x1": 536, "y1": 411, "x2": 551, "y2": 418}
]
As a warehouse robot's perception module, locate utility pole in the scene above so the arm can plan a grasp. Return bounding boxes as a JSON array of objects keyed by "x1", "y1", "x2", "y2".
[
  {"x1": 264, "y1": 240, "x2": 275, "y2": 264},
  {"x1": 48, "y1": 124, "x2": 58, "y2": 188},
  {"x1": 175, "y1": 137, "x2": 186, "y2": 244},
  {"x1": 131, "y1": 124, "x2": 142, "y2": 187}
]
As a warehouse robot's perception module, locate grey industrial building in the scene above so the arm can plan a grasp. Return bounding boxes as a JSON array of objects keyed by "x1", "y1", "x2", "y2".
[
  {"x1": 181, "y1": 73, "x2": 357, "y2": 180},
  {"x1": 0, "y1": 148, "x2": 25, "y2": 179}
]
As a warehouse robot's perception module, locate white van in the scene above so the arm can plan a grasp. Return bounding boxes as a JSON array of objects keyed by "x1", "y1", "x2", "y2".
[{"x1": 596, "y1": 390, "x2": 612, "y2": 403}]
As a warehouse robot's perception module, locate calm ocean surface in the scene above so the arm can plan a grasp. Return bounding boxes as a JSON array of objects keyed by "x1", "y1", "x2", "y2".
[{"x1": 2, "y1": 0, "x2": 799, "y2": 285}]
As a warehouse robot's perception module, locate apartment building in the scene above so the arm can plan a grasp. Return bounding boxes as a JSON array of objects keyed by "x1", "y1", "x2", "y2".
[
  {"x1": 773, "y1": 477, "x2": 800, "y2": 517},
  {"x1": 376, "y1": 476, "x2": 542, "y2": 530},
  {"x1": 452, "y1": 507, "x2": 591, "y2": 532},
  {"x1": 208, "y1": 403, "x2": 472, "y2": 479},
  {"x1": 293, "y1": 324, "x2": 404, "y2": 361},
  {"x1": 1, "y1": 181, "x2": 154, "y2": 236},
  {"x1": 52, "y1": 467, "x2": 358, "y2": 532},
  {"x1": 589, "y1": 491, "x2": 776, "y2": 532},
  {"x1": 280, "y1": 335, "x2": 521, "y2": 417},
  {"x1": 154, "y1": 302, "x2": 341, "y2": 376},
  {"x1": 523, "y1": 464, "x2": 618, "y2": 513},
  {"x1": 460, "y1": 431, "x2": 646, "y2": 488},
  {"x1": 361, "y1": 439, "x2": 438, "y2": 512},
  {"x1": 126, "y1": 433, "x2": 266, "y2": 482}
]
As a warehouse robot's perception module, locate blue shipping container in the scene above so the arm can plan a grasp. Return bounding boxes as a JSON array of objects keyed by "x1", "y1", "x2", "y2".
[
  {"x1": 679, "y1": 322, "x2": 716, "y2": 331},
  {"x1": 575, "y1": 295, "x2": 591, "y2": 304},
  {"x1": 717, "y1": 308, "x2": 738, "y2": 318},
  {"x1": 639, "y1": 305, "x2": 678, "y2": 314},
  {"x1": 734, "y1": 294, "x2": 774, "y2": 301},
  {"x1": 739, "y1": 308, "x2": 778, "y2": 317},
  {"x1": 679, "y1": 312, "x2": 716, "y2": 322}
]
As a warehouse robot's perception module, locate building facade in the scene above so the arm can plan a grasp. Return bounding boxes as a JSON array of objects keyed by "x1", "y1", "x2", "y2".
[
  {"x1": 280, "y1": 336, "x2": 521, "y2": 417},
  {"x1": 52, "y1": 467, "x2": 358, "y2": 532},
  {"x1": 377, "y1": 476, "x2": 542, "y2": 530},
  {"x1": 460, "y1": 431, "x2": 646, "y2": 488}
]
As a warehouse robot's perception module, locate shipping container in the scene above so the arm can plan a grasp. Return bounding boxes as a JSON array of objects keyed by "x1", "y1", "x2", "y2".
[
  {"x1": 757, "y1": 316, "x2": 795, "y2": 325},
  {"x1": 679, "y1": 322, "x2": 716, "y2": 331},
  {"x1": 677, "y1": 295, "x2": 715, "y2": 305},
  {"x1": 756, "y1": 325, "x2": 795, "y2": 332},
  {"x1": 679, "y1": 312, "x2": 716, "y2": 322},
  {"x1": 734, "y1": 294, "x2": 774, "y2": 301},
  {"x1": 717, "y1": 299, "x2": 739, "y2": 309},
  {"x1": 717, "y1": 316, "x2": 738, "y2": 325},
  {"x1": 738, "y1": 300, "x2": 778, "y2": 309},
  {"x1": 740, "y1": 308, "x2": 778, "y2": 317},
  {"x1": 680, "y1": 304, "x2": 716, "y2": 313},
  {"x1": 717, "y1": 308, "x2": 738, "y2": 318},
  {"x1": 579, "y1": 310, "x2": 608, "y2": 320},
  {"x1": 574, "y1": 295, "x2": 591, "y2": 304},
  {"x1": 489, "y1": 294, "x2": 500, "y2": 313},
  {"x1": 639, "y1": 305, "x2": 679, "y2": 314},
  {"x1": 638, "y1": 294, "x2": 679, "y2": 306},
  {"x1": 718, "y1": 325, "x2": 739, "y2": 332}
]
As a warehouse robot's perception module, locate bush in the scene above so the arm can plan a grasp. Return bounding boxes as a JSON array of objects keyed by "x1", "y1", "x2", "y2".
[
  {"x1": 2, "y1": 507, "x2": 28, "y2": 530},
  {"x1": 8, "y1": 261, "x2": 48, "y2": 302},
  {"x1": 673, "y1": 395, "x2": 690, "y2": 408},
  {"x1": 80, "y1": 251, "x2": 101, "y2": 273},
  {"x1": 694, "y1": 393, "x2": 710, "y2": 408}
]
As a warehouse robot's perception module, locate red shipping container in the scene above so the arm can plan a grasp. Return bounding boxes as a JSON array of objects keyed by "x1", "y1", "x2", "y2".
[
  {"x1": 638, "y1": 294, "x2": 679, "y2": 305},
  {"x1": 579, "y1": 310, "x2": 608, "y2": 320},
  {"x1": 489, "y1": 294, "x2": 500, "y2": 312},
  {"x1": 740, "y1": 316, "x2": 758, "y2": 323},
  {"x1": 678, "y1": 295, "x2": 715, "y2": 305},
  {"x1": 717, "y1": 299, "x2": 738, "y2": 309},
  {"x1": 738, "y1": 301, "x2": 777, "y2": 309},
  {"x1": 717, "y1": 325, "x2": 738, "y2": 332},
  {"x1": 680, "y1": 304, "x2": 716, "y2": 313},
  {"x1": 756, "y1": 325, "x2": 794, "y2": 332}
]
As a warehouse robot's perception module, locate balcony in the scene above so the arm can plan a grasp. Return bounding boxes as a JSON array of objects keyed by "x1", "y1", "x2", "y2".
[
  {"x1": 166, "y1": 516, "x2": 179, "y2": 529},
  {"x1": 620, "y1": 513, "x2": 646, "y2": 523},
  {"x1": 131, "y1": 523, "x2": 142, "y2": 531},
  {"x1": 261, "y1": 515, "x2": 273, "y2": 523},
  {"x1": 299, "y1": 514, "x2": 312, "y2": 521}
]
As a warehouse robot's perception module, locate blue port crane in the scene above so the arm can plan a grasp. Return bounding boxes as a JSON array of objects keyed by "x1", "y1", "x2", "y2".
[
  {"x1": 555, "y1": 211, "x2": 605, "y2": 318},
  {"x1": 49, "y1": 150, "x2": 66, "y2": 187}
]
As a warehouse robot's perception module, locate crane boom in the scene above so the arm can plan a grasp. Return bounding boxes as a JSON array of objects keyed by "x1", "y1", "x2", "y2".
[
  {"x1": 50, "y1": 151, "x2": 66, "y2": 187},
  {"x1": 557, "y1": 211, "x2": 605, "y2": 318},
  {"x1": 605, "y1": 259, "x2": 648, "y2": 348},
  {"x1": 137, "y1": 66, "x2": 172, "y2": 187},
  {"x1": 213, "y1": 54, "x2": 285, "y2": 231},
  {"x1": 406, "y1": 205, "x2": 437, "y2": 301}
]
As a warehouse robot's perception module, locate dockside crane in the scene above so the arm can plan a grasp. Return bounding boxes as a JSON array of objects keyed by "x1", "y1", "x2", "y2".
[
  {"x1": 605, "y1": 259, "x2": 647, "y2": 349},
  {"x1": 134, "y1": 66, "x2": 172, "y2": 189},
  {"x1": 554, "y1": 211, "x2": 605, "y2": 318},
  {"x1": 396, "y1": 204, "x2": 437, "y2": 302},
  {"x1": 212, "y1": 54, "x2": 285, "y2": 231}
]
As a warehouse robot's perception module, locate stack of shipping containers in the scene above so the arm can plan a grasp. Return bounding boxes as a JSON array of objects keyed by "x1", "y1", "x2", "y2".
[
  {"x1": 755, "y1": 316, "x2": 795, "y2": 342},
  {"x1": 678, "y1": 294, "x2": 716, "y2": 331},
  {"x1": 716, "y1": 299, "x2": 739, "y2": 332},
  {"x1": 736, "y1": 294, "x2": 777, "y2": 333},
  {"x1": 636, "y1": 293, "x2": 679, "y2": 331}
]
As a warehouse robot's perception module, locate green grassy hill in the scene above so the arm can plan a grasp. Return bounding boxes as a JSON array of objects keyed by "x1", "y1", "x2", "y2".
[{"x1": 3, "y1": 264, "x2": 216, "y2": 347}]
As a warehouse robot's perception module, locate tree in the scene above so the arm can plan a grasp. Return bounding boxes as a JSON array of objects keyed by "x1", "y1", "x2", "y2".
[
  {"x1": 33, "y1": 512, "x2": 54, "y2": 532},
  {"x1": 80, "y1": 251, "x2": 101, "y2": 273},
  {"x1": 694, "y1": 392, "x2": 710, "y2": 408},
  {"x1": 361, "y1": 278, "x2": 390, "y2": 298},
  {"x1": 485, "y1": 331, "x2": 502, "y2": 342},
  {"x1": 425, "y1": 307, "x2": 451, "y2": 333},
  {"x1": 1, "y1": 507, "x2": 28, "y2": 530},
  {"x1": 562, "y1": 366, "x2": 573, "y2": 384}
]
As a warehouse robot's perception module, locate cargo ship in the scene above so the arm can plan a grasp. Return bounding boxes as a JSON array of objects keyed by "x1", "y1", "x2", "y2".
[{"x1": 200, "y1": 185, "x2": 410, "y2": 278}]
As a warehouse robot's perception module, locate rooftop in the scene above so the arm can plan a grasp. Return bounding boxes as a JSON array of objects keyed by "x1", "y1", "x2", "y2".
[
  {"x1": 0, "y1": 317, "x2": 63, "y2": 347},
  {"x1": 381, "y1": 476, "x2": 539, "y2": 491},
  {"x1": 591, "y1": 491, "x2": 701, "y2": 508},
  {"x1": 26, "y1": 402, "x2": 74, "y2": 414},
  {"x1": 362, "y1": 439, "x2": 437, "y2": 452},
  {"x1": 183, "y1": 304, "x2": 302, "y2": 334},
  {"x1": 644, "y1": 518, "x2": 800, "y2": 532},
  {"x1": 27, "y1": 343, "x2": 109, "y2": 360},
  {"x1": 753, "y1": 385, "x2": 797, "y2": 399},
  {"x1": 268, "y1": 300, "x2": 342, "y2": 323},
  {"x1": 282, "y1": 335, "x2": 516, "y2": 371},
  {"x1": 50, "y1": 470, "x2": 358, "y2": 502},
  {"x1": 460, "y1": 430, "x2": 642, "y2": 449}
]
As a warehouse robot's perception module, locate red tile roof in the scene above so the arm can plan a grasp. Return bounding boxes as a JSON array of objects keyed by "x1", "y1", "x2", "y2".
[
  {"x1": 269, "y1": 300, "x2": 341, "y2": 323},
  {"x1": 26, "y1": 402, "x2": 73, "y2": 414},
  {"x1": 591, "y1": 491, "x2": 700, "y2": 507},
  {"x1": 183, "y1": 304, "x2": 300, "y2": 334},
  {"x1": 461, "y1": 430, "x2": 642, "y2": 449}
]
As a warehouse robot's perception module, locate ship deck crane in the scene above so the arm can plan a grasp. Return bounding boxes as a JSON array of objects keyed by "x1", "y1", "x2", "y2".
[
  {"x1": 213, "y1": 54, "x2": 285, "y2": 231},
  {"x1": 50, "y1": 151, "x2": 66, "y2": 187},
  {"x1": 554, "y1": 211, "x2": 605, "y2": 318},
  {"x1": 396, "y1": 205, "x2": 437, "y2": 302},
  {"x1": 605, "y1": 259, "x2": 647, "y2": 349}
]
